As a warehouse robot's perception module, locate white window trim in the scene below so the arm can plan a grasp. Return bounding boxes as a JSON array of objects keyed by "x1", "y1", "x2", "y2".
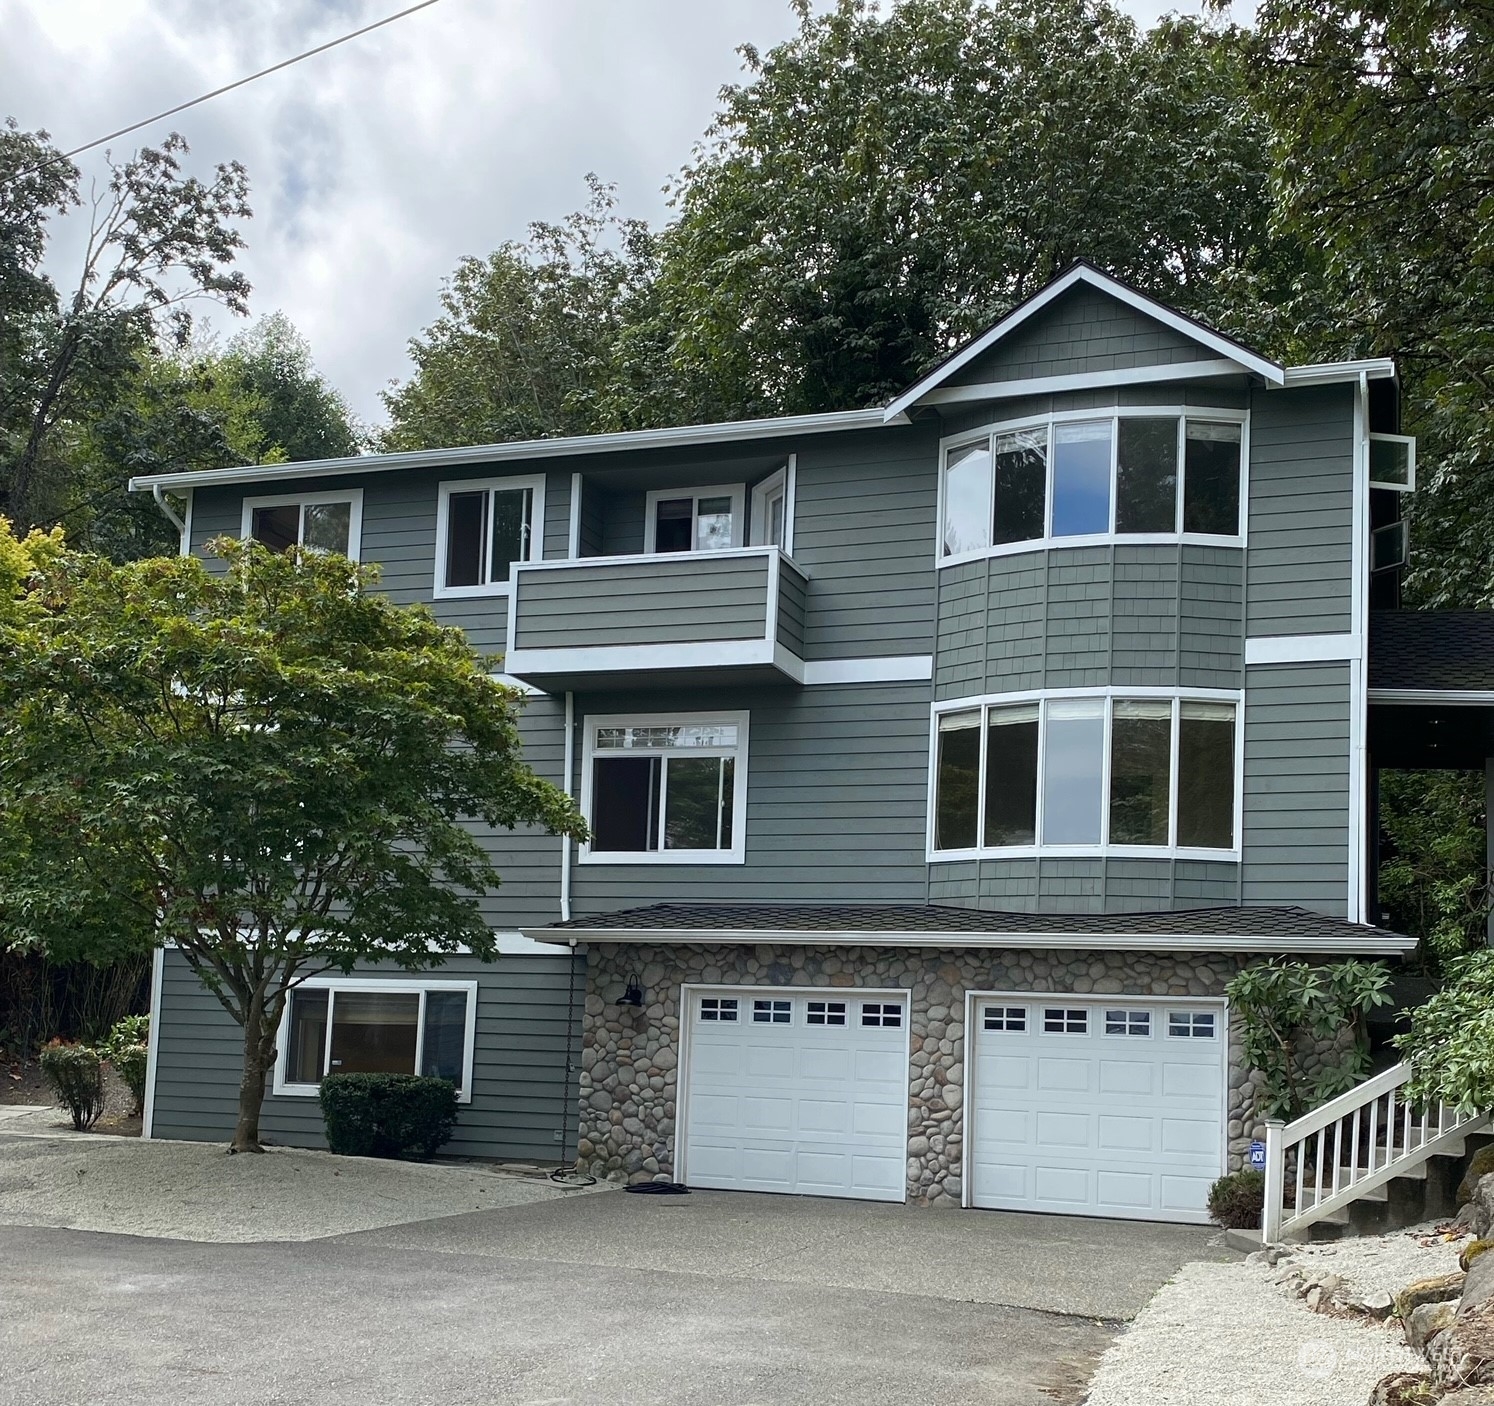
[
  {"x1": 1368, "y1": 431, "x2": 1416, "y2": 492},
  {"x1": 926, "y1": 685, "x2": 1244, "y2": 863},
  {"x1": 936, "y1": 405, "x2": 1249, "y2": 569},
  {"x1": 272, "y1": 975, "x2": 480, "y2": 1103},
  {"x1": 433, "y1": 474, "x2": 547, "y2": 599},
  {"x1": 643, "y1": 483, "x2": 746, "y2": 553},
  {"x1": 579, "y1": 709, "x2": 750, "y2": 866},
  {"x1": 241, "y1": 487, "x2": 365, "y2": 562},
  {"x1": 749, "y1": 462, "x2": 792, "y2": 551}
]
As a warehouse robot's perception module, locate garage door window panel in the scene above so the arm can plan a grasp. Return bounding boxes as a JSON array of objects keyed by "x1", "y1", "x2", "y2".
[
  {"x1": 861, "y1": 1002, "x2": 903, "y2": 1028},
  {"x1": 1168, "y1": 1011, "x2": 1216, "y2": 1039},
  {"x1": 753, "y1": 999, "x2": 791, "y2": 1024},
  {"x1": 700, "y1": 997, "x2": 739, "y2": 1022},
  {"x1": 1104, "y1": 1010, "x2": 1152, "y2": 1037},
  {"x1": 807, "y1": 1001, "x2": 847, "y2": 1027},
  {"x1": 1043, "y1": 1008, "x2": 1089, "y2": 1035},
  {"x1": 983, "y1": 1005, "x2": 1027, "y2": 1032}
]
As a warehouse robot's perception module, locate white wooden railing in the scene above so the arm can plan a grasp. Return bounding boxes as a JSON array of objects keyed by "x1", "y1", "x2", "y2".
[{"x1": 1262, "y1": 1061, "x2": 1491, "y2": 1242}]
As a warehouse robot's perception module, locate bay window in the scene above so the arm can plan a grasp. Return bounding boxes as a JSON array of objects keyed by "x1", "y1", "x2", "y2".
[
  {"x1": 939, "y1": 411, "x2": 1244, "y2": 559},
  {"x1": 582, "y1": 713, "x2": 748, "y2": 863},
  {"x1": 931, "y1": 692, "x2": 1239, "y2": 856},
  {"x1": 435, "y1": 475, "x2": 545, "y2": 596},
  {"x1": 275, "y1": 979, "x2": 478, "y2": 1101},
  {"x1": 242, "y1": 489, "x2": 363, "y2": 560}
]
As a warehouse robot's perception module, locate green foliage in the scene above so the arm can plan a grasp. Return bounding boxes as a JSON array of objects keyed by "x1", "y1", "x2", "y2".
[
  {"x1": 1378, "y1": 770, "x2": 1490, "y2": 972},
  {"x1": 0, "y1": 533, "x2": 585, "y2": 1149},
  {"x1": 1207, "y1": 1169, "x2": 1264, "y2": 1230},
  {"x1": 1398, "y1": 951, "x2": 1494, "y2": 1115},
  {"x1": 318, "y1": 1072, "x2": 459, "y2": 1160},
  {"x1": 98, "y1": 1013, "x2": 149, "y2": 1116},
  {"x1": 1226, "y1": 960, "x2": 1394, "y2": 1120},
  {"x1": 0, "y1": 125, "x2": 251, "y2": 538},
  {"x1": 38, "y1": 1038, "x2": 106, "y2": 1131}
]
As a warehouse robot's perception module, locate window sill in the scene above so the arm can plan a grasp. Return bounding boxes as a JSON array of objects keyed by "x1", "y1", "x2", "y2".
[
  {"x1": 927, "y1": 845, "x2": 1241, "y2": 864},
  {"x1": 271, "y1": 1080, "x2": 473, "y2": 1105},
  {"x1": 578, "y1": 850, "x2": 747, "y2": 867}
]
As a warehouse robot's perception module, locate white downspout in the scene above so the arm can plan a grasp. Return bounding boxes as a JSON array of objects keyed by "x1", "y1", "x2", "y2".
[
  {"x1": 560, "y1": 689, "x2": 574, "y2": 923},
  {"x1": 1348, "y1": 371, "x2": 1371, "y2": 923},
  {"x1": 151, "y1": 484, "x2": 186, "y2": 542}
]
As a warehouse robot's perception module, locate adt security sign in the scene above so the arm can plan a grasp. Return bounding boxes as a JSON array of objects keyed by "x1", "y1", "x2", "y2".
[{"x1": 1249, "y1": 1141, "x2": 1267, "y2": 1170}]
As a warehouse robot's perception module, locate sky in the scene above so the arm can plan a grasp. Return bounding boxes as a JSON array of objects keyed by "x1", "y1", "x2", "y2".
[{"x1": 4, "y1": 0, "x2": 1226, "y2": 428}]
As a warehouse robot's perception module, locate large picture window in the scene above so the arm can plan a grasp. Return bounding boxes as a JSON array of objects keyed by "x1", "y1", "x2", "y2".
[
  {"x1": 581, "y1": 713, "x2": 748, "y2": 864},
  {"x1": 940, "y1": 412, "x2": 1244, "y2": 560},
  {"x1": 434, "y1": 475, "x2": 545, "y2": 597},
  {"x1": 930, "y1": 692, "x2": 1239, "y2": 857},
  {"x1": 275, "y1": 979, "x2": 478, "y2": 1101},
  {"x1": 242, "y1": 489, "x2": 363, "y2": 560}
]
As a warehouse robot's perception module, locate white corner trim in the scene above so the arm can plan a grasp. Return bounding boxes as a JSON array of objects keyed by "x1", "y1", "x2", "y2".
[
  {"x1": 918, "y1": 359, "x2": 1246, "y2": 407},
  {"x1": 522, "y1": 926, "x2": 1415, "y2": 956},
  {"x1": 884, "y1": 264, "x2": 1284, "y2": 420},
  {"x1": 801, "y1": 656, "x2": 933, "y2": 685},
  {"x1": 568, "y1": 472, "x2": 582, "y2": 559},
  {"x1": 1244, "y1": 634, "x2": 1358, "y2": 666},
  {"x1": 141, "y1": 945, "x2": 165, "y2": 1140}
]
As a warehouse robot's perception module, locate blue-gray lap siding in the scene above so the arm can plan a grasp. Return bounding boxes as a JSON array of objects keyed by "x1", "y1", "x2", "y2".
[{"x1": 149, "y1": 949, "x2": 584, "y2": 1159}]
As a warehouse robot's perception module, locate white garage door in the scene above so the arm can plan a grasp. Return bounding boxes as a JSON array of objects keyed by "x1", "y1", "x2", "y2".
[
  {"x1": 680, "y1": 987, "x2": 909, "y2": 1201},
  {"x1": 970, "y1": 996, "x2": 1226, "y2": 1223}
]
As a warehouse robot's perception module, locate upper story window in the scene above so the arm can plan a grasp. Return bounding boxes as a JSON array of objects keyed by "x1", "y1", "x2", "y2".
[
  {"x1": 580, "y1": 712, "x2": 748, "y2": 865},
  {"x1": 750, "y1": 466, "x2": 790, "y2": 550},
  {"x1": 931, "y1": 691, "x2": 1239, "y2": 859},
  {"x1": 242, "y1": 489, "x2": 363, "y2": 561},
  {"x1": 645, "y1": 485, "x2": 745, "y2": 554},
  {"x1": 275, "y1": 978, "x2": 477, "y2": 1102},
  {"x1": 434, "y1": 475, "x2": 546, "y2": 598},
  {"x1": 940, "y1": 410, "x2": 1245, "y2": 563}
]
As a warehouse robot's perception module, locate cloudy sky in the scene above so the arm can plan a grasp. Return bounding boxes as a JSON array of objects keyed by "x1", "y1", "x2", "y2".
[{"x1": 5, "y1": 0, "x2": 1224, "y2": 428}]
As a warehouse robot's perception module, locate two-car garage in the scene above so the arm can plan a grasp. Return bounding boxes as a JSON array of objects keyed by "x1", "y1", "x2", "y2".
[{"x1": 676, "y1": 986, "x2": 1227, "y2": 1223}]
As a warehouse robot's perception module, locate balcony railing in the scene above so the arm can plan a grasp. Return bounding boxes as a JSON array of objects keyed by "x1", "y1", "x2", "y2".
[{"x1": 504, "y1": 546, "x2": 808, "y2": 691}]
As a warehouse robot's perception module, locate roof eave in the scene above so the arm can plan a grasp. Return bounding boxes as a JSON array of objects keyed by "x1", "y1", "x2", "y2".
[
  {"x1": 126, "y1": 406, "x2": 911, "y2": 494},
  {"x1": 1280, "y1": 359, "x2": 1398, "y2": 388},
  {"x1": 520, "y1": 926, "x2": 1415, "y2": 956}
]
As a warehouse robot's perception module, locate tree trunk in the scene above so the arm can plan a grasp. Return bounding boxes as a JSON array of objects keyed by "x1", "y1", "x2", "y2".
[{"x1": 230, "y1": 990, "x2": 278, "y2": 1154}]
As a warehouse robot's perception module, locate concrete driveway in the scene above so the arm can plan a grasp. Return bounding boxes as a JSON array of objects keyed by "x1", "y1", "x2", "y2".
[{"x1": 0, "y1": 1189, "x2": 1232, "y2": 1406}]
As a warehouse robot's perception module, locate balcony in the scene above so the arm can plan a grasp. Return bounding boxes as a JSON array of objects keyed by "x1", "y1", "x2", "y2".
[{"x1": 504, "y1": 547, "x2": 808, "y2": 692}]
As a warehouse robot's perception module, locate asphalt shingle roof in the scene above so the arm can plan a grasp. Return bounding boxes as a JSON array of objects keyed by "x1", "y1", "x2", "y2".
[
  {"x1": 1370, "y1": 611, "x2": 1494, "y2": 692},
  {"x1": 545, "y1": 902, "x2": 1400, "y2": 943}
]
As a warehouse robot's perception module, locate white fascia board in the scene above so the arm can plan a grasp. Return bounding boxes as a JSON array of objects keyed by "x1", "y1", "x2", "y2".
[
  {"x1": 884, "y1": 265, "x2": 1285, "y2": 421},
  {"x1": 522, "y1": 927, "x2": 1414, "y2": 956},
  {"x1": 1280, "y1": 359, "x2": 1397, "y2": 388},
  {"x1": 125, "y1": 408, "x2": 906, "y2": 494},
  {"x1": 1368, "y1": 688, "x2": 1494, "y2": 707},
  {"x1": 505, "y1": 639, "x2": 798, "y2": 680}
]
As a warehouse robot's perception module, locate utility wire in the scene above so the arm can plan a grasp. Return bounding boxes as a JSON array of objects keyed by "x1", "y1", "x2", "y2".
[{"x1": 2, "y1": 0, "x2": 447, "y2": 188}]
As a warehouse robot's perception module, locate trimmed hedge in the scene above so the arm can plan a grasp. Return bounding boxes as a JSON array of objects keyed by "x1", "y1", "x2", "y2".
[
  {"x1": 318, "y1": 1073, "x2": 459, "y2": 1160},
  {"x1": 1207, "y1": 1169, "x2": 1265, "y2": 1229},
  {"x1": 39, "y1": 1039, "x2": 107, "y2": 1130}
]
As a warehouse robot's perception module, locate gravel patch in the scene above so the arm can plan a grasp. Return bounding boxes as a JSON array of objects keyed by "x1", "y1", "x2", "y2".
[
  {"x1": 1084, "y1": 1222, "x2": 1469, "y2": 1406},
  {"x1": 0, "y1": 1131, "x2": 609, "y2": 1242}
]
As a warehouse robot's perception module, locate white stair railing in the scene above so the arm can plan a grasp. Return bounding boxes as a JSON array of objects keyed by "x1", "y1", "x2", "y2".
[{"x1": 1262, "y1": 1061, "x2": 1490, "y2": 1243}]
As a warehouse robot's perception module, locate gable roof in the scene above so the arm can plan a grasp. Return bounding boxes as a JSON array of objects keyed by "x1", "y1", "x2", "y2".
[{"x1": 883, "y1": 261, "x2": 1286, "y2": 421}]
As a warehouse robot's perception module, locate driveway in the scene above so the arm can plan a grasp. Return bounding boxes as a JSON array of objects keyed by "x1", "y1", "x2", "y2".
[{"x1": 0, "y1": 1187, "x2": 1230, "y2": 1406}]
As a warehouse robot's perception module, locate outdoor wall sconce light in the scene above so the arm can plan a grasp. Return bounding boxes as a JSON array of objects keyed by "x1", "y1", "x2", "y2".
[{"x1": 616, "y1": 974, "x2": 644, "y2": 1008}]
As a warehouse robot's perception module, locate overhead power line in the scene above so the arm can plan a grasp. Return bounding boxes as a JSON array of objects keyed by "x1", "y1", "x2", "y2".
[{"x1": 2, "y1": 0, "x2": 447, "y2": 188}]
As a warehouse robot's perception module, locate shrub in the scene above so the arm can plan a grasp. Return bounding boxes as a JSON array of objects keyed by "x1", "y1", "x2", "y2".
[
  {"x1": 1208, "y1": 1170, "x2": 1265, "y2": 1230},
  {"x1": 38, "y1": 1039, "x2": 107, "y2": 1130},
  {"x1": 98, "y1": 1014, "x2": 149, "y2": 1116},
  {"x1": 318, "y1": 1073, "x2": 459, "y2": 1160},
  {"x1": 1398, "y1": 950, "x2": 1494, "y2": 1114}
]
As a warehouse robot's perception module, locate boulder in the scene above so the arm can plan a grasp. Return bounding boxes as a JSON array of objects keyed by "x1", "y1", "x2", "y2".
[
  {"x1": 1440, "y1": 1390, "x2": 1494, "y2": 1405},
  {"x1": 1466, "y1": 1245, "x2": 1494, "y2": 1309},
  {"x1": 1458, "y1": 1149, "x2": 1494, "y2": 1209},
  {"x1": 1465, "y1": 1242, "x2": 1494, "y2": 1274},
  {"x1": 1428, "y1": 1299, "x2": 1494, "y2": 1390},
  {"x1": 1343, "y1": 1289, "x2": 1396, "y2": 1321},
  {"x1": 1397, "y1": 1272, "x2": 1469, "y2": 1321},
  {"x1": 1465, "y1": 1173, "x2": 1494, "y2": 1240},
  {"x1": 1367, "y1": 1370, "x2": 1438, "y2": 1405},
  {"x1": 1407, "y1": 1300, "x2": 1459, "y2": 1354}
]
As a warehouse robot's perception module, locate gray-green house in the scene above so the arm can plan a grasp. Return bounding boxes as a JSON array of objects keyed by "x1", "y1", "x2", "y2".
[{"x1": 130, "y1": 262, "x2": 1447, "y2": 1224}]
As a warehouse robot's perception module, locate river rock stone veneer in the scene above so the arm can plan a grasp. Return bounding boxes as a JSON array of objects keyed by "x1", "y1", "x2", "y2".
[{"x1": 575, "y1": 942, "x2": 1294, "y2": 1204}]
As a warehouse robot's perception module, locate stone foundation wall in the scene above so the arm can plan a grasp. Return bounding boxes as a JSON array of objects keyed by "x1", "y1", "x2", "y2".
[{"x1": 576, "y1": 942, "x2": 1296, "y2": 1204}]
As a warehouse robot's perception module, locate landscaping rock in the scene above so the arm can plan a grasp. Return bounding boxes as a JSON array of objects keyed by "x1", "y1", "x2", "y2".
[
  {"x1": 1407, "y1": 1300, "x2": 1458, "y2": 1354},
  {"x1": 1428, "y1": 1300, "x2": 1494, "y2": 1390},
  {"x1": 1464, "y1": 1242, "x2": 1494, "y2": 1273},
  {"x1": 1397, "y1": 1273, "x2": 1469, "y2": 1321},
  {"x1": 1344, "y1": 1289, "x2": 1396, "y2": 1321},
  {"x1": 1465, "y1": 1246, "x2": 1494, "y2": 1308},
  {"x1": 1458, "y1": 1150, "x2": 1494, "y2": 1209},
  {"x1": 1465, "y1": 1174, "x2": 1494, "y2": 1240},
  {"x1": 1368, "y1": 1370, "x2": 1439, "y2": 1405},
  {"x1": 1440, "y1": 1388, "x2": 1494, "y2": 1404}
]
